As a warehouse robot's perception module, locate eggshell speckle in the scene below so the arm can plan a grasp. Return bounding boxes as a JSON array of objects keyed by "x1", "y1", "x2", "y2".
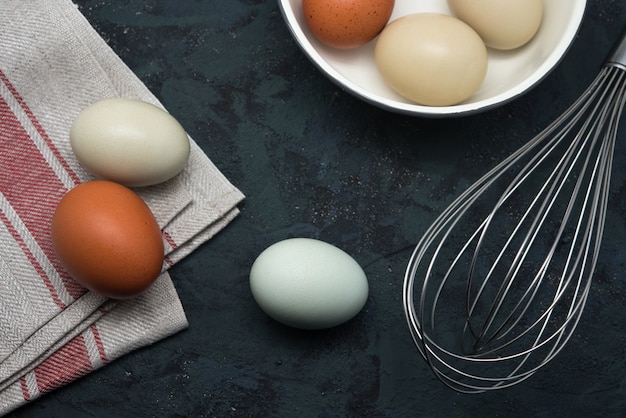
[
  {"x1": 70, "y1": 98, "x2": 190, "y2": 187},
  {"x1": 303, "y1": 0, "x2": 395, "y2": 49},
  {"x1": 51, "y1": 180, "x2": 164, "y2": 299},
  {"x1": 249, "y1": 238, "x2": 369, "y2": 330}
]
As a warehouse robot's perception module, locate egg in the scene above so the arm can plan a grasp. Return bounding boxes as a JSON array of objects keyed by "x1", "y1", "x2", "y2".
[
  {"x1": 302, "y1": 0, "x2": 395, "y2": 49},
  {"x1": 448, "y1": 0, "x2": 543, "y2": 50},
  {"x1": 70, "y1": 98, "x2": 190, "y2": 187},
  {"x1": 249, "y1": 238, "x2": 369, "y2": 330},
  {"x1": 51, "y1": 180, "x2": 164, "y2": 299},
  {"x1": 374, "y1": 13, "x2": 488, "y2": 107}
]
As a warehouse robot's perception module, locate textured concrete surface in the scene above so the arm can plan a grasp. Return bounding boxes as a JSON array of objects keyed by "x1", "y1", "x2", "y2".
[{"x1": 8, "y1": 1, "x2": 626, "y2": 417}]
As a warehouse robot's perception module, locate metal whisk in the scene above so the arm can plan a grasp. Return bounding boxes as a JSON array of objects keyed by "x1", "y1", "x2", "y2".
[{"x1": 402, "y1": 27, "x2": 626, "y2": 393}]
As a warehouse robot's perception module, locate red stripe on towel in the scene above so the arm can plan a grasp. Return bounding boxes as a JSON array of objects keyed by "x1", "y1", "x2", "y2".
[
  {"x1": 0, "y1": 70, "x2": 89, "y2": 300},
  {"x1": 0, "y1": 69, "x2": 81, "y2": 186},
  {"x1": 34, "y1": 335, "x2": 92, "y2": 394},
  {"x1": 163, "y1": 230, "x2": 177, "y2": 266},
  {"x1": 0, "y1": 94, "x2": 86, "y2": 300},
  {"x1": 90, "y1": 324, "x2": 108, "y2": 364},
  {"x1": 19, "y1": 377, "x2": 30, "y2": 402},
  {"x1": 0, "y1": 209, "x2": 66, "y2": 309},
  {"x1": 163, "y1": 230, "x2": 178, "y2": 251}
]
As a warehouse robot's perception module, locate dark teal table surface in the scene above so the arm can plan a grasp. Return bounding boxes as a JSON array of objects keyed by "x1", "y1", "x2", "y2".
[{"x1": 9, "y1": 1, "x2": 626, "y2": 417}]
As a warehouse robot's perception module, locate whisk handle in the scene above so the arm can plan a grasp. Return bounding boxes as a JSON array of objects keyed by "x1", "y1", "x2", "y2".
[{"x1": 606, "y1": 25, "x2": 626, "y2": 70}]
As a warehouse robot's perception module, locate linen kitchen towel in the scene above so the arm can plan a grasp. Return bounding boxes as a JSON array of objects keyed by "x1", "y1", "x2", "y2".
[{"x1": 0, "y1": 0, "x2": 245, "y2": 414}]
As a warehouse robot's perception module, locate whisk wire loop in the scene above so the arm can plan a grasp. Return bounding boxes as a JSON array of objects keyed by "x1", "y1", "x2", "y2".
[
  {"x1": 403, "y1": 64, "x2": 626, "y2": 393},
  {"x1": 472, "y1": 67, "x2": 625, "y2": 348}
]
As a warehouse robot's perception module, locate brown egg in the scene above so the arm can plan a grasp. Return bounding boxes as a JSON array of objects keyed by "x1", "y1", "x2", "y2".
[
  {"x1": 303, "y1": 0, "x2": 395, "y2": 49},
  {"x1": 51, "y1": 180, "x2": 164, "y2": 299}
]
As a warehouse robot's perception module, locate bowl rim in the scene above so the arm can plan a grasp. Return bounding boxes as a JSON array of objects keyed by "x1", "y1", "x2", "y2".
[{"x1": 278, "y1": 0, "x2": 588, "y2": 117}]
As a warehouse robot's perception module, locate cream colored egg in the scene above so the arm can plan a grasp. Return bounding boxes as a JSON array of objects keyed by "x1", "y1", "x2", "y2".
[
  {"x1": 70, "y1": 98, "x2": 190, "y2": 187},
  {"x1": 249, "y1": 238, "x2": 369, "y2": 330},
  {"x1": 448, "y1": 0, "x2": 543, "y2": 50},
  {"x1": 374, "y1": 13, "x2": 488, "y2": 107}
]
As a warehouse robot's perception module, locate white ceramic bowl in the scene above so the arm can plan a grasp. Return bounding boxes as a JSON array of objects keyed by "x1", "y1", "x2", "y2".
[{"x1": 278, "y1": 0, "x2": 587, "y2": 117}]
